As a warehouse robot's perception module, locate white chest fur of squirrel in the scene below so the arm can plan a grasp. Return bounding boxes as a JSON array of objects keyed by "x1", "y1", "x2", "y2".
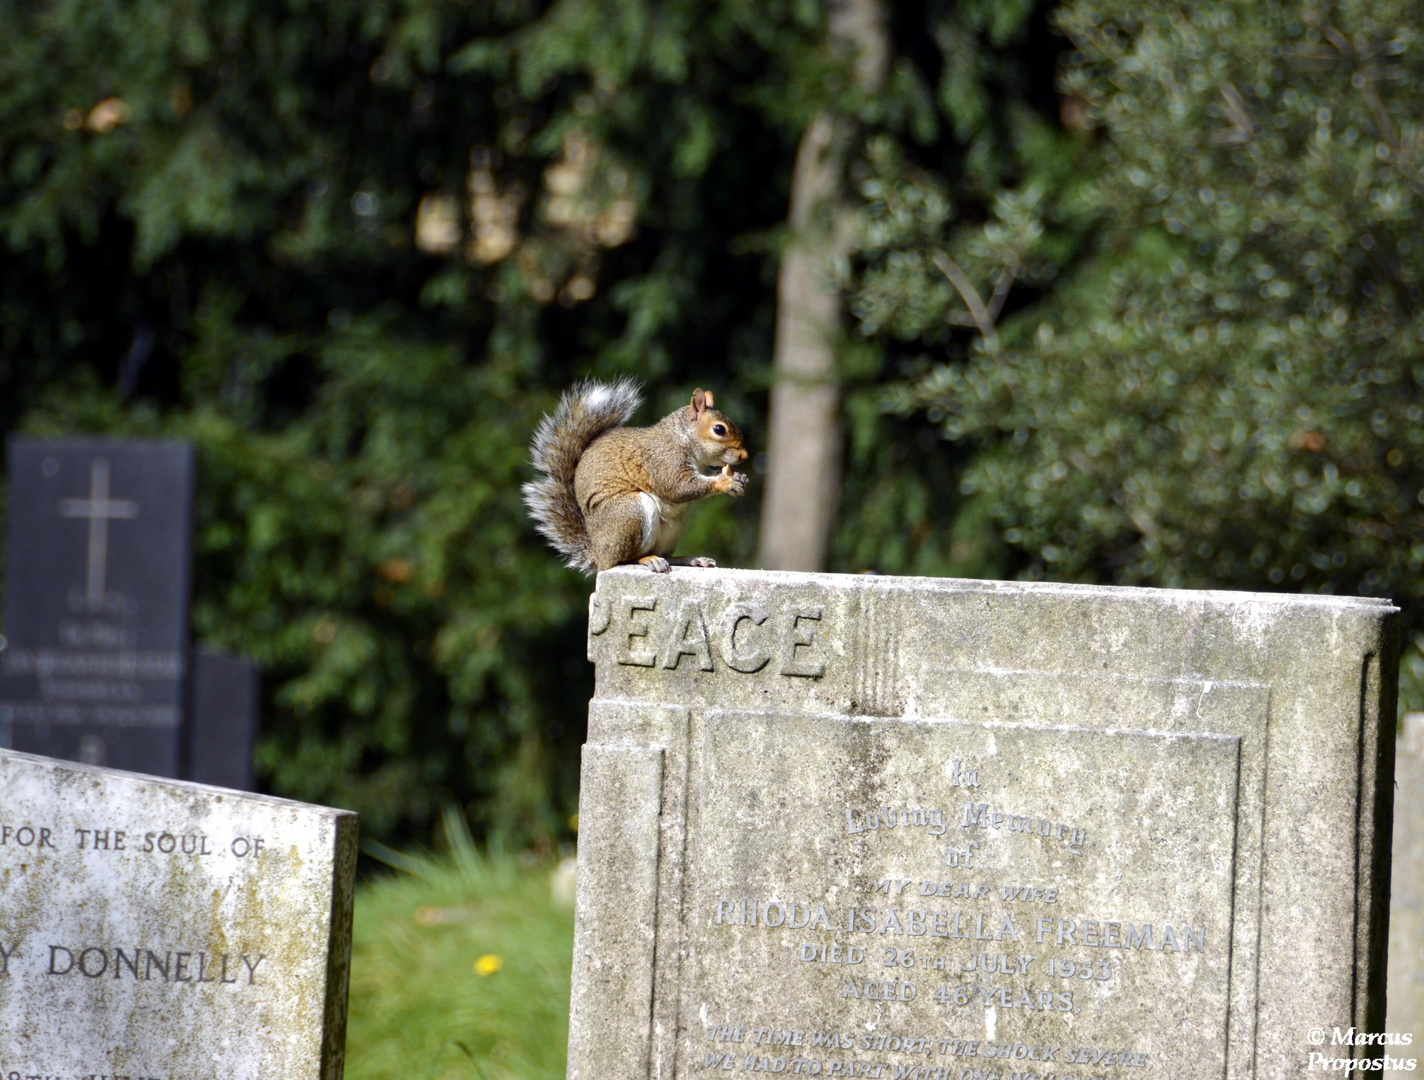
[{"x1": 523, "y1": 379, "x2": 750, "y2": 574}]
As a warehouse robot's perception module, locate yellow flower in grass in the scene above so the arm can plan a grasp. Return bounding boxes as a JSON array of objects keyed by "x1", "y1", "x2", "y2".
[{"x1": 474, "y1": 954, "x2": 504, "y2": 977}]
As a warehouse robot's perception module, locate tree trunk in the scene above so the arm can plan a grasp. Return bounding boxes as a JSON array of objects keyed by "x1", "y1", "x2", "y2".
[{"x1": 757, "y1": 0, "x2": 888, "y2": 572}]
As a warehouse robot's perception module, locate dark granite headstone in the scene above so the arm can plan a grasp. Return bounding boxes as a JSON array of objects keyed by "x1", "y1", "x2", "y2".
[
  {"x1": 189, "y1": 646, "x2": 260, "y2": 790},
  {"x1": 0, "y1": 437, "x2": 196, "y2": 776}
]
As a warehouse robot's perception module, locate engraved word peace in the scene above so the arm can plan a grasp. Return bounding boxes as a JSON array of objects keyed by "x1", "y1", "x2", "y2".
[{"x1": 591, "y1": 595, "x2": 827, "y2": 677}]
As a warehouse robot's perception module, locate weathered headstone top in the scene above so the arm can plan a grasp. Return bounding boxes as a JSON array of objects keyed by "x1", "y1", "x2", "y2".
[
  {"x1": 1, "y1": 438, "x2": 196, "y2": 775},
  {"x1": 570, "y1": 568, "x2": 1398, "y2": 1080},
  {"x1": 0, "y1": 747, "x2": 357, "y2": 1079}
]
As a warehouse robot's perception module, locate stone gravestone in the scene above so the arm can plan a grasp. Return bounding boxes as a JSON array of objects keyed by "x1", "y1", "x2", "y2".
[
  {"x1": 0, "y1": 746, "x2": 357, "y2": 1078},
  {"x1": 571, "y1": 568, "x2": 1398, "y2": 1079},
  {"x1": 1, "y1": 437, "x2": 262, "y2": 789},
  {"x1": 1387, "y1": 713, "x2": 1424, "y2": 1079},
  {"x1": 190, "y1": 647, "x2": 261, "y2": 791},
  {"x1": 0, "y1": 438, "x2": 197, "y2": 776}
]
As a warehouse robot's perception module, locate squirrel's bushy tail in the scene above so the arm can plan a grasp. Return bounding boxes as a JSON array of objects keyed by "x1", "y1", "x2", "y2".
[{"x1": 522, "y1": 378, "x2": 641, "y2": 573}]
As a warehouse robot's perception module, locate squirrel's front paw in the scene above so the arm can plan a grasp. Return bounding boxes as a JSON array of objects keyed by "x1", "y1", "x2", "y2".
[
  {"x1": 719, "y1": 466, "x2": 748, "y2": 496},
  {"x1": 638, "y1": 555, "x2": 671, "y2": 573}
]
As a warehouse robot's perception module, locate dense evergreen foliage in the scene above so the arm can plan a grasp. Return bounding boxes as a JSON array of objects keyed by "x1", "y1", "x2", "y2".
[
  {"x1": 0, "y1": 0, "x2": 827, "y2": 845},
  {"x1": 850, "y1": 0, "x2": 1424, "y2": 712},
  {"x1": 3, "y1": 0, "x2": 1415, "y2": 846}
]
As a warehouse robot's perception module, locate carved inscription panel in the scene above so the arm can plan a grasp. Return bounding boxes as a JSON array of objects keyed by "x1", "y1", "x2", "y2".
[
  {"x1": 0, "y1": 749, "x2": 355, "y2": 1080},
  {"x1": 683, "y1": 712, "x2": 1240, "y2": 1080}
]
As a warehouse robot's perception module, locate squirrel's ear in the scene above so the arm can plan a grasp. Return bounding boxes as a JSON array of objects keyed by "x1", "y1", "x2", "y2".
[
  {"x1": 703, "y1": 390, "x2": 715, "y2": 409},
  {"x1": 689, "y1": 389, "x2": 708, "y2": 420}
]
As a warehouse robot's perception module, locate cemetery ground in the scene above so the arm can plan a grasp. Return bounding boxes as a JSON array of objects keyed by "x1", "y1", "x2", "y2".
[{"x1": 346, "y1": 825, "x2": 573, "y2": 1080}]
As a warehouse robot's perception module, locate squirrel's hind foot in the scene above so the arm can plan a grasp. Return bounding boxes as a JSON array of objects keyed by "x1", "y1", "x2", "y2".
[{"x1": 635, "y1": 555, "x2": 718, "y2": 572}]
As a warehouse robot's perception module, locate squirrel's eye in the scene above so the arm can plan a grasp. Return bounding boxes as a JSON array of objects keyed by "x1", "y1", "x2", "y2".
[{"x1": 713, "y1": 424, "x2": 727, "y2": 437}]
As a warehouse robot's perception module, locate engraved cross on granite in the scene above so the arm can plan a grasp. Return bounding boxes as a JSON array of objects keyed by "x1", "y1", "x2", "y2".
[{"x1": 58, "y1": 458, "x2": 140, "y2": 613}]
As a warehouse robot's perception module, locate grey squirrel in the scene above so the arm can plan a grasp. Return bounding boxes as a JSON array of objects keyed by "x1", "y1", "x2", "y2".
[{"x1": 523, "y1": 379, "x2": 750, "y2": 574}]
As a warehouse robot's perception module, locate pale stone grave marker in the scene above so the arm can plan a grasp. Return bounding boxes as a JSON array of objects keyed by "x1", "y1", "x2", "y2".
[
  {"x1": 570, "y1": 568, "x2": 1398, "y2": 1080},
  {"x1": 1387, "y1": 713, "x2": 1424, "y2": 1080},
  {"x1": 0, "y1": 747, "x2": 357, "y2": 1078}
]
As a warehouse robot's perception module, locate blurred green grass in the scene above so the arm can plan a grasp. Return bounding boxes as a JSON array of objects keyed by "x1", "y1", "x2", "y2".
[{"x1": 345, "y1": 810, "x2": 574, "y2": 1080}]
